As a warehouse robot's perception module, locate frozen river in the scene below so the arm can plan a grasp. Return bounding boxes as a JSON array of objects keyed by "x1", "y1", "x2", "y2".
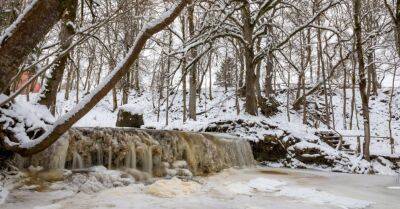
[{"x1": 2, "y1": 167, "x2": 399, "y2": 209}]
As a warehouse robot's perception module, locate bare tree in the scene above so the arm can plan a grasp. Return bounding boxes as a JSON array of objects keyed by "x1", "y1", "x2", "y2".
[{"x1": 1, "y1": 0, "x2": 190, "y2": 156}]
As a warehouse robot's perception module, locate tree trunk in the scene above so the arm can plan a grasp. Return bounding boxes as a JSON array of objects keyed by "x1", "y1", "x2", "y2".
[
  {"x1": 264, "y1": 51, "x2": 274, "y2": 97},
  {"x1": 165, "y1": 31, "x2": 173, "y2": 126},
  {"x1": 242, "y1": 4, "x2": 258, "y2": 115},
  {"x1": 65, "y1": 64, "x2": 73, "y2": 101},
  {"x1": 350, "y1": 43, "x2": 356, "y2": 130},
  {"x1": 188, "y1": 4, "x2": 197, "y2": 120},
  {"x1": 366, "y1": 52, "x2": 378, "y2": 96},
  {"x1": 388, "y1": 65, "x2": 397, "y2": 154},
  {"x1": 39, "y1": 1, "x2": 78, "y2": 114},
  {"x1": 354, "y1": 0, "x2": 371, "y2": 161},
  {"x1": 341, "y1": 47, "x2": 347, "y2": 130},
  {"x1": 180, "y1": 15, "x2": 187, "y2": 122},
  {"x1": 208, "y1": 51, "x2": 213, "y2": 100},
  {"x1": 286, "y1": 71, "x2": 291, "y2": 122},
  {"x1": 264, "y1": 25, "x2": 274, "y2": 97},
  {"x1": 318, "y1": 30, "x2": 330, "y2": 126}
]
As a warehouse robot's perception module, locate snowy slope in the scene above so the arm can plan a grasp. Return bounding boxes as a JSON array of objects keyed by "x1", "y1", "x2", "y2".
[{"x1": 41, "y1": 87, "x2": 400, "y2": 157}]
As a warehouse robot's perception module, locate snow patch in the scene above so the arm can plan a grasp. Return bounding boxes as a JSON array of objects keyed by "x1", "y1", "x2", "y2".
[
  {"x1": 225, "y1": 178, "x2": 371, "y2": 209},
  {"x1": 225, "y1": 182, "x2": 253, "y2": 195},
  {"x1": 247, "y1": 178, "x2": 287, "y2": 192},
  {"x1": 0, "y1": 186, "x2": 9, "y2": 205},
  {"x1": 277, "y1": 187, "x2": 371, "y2": 209},
  {"x1": 119, "y1": 104, "x2": 145, "y2": 115},
  {"x1": 65, "y1": 166, "x2": 134, "y2": 193},
  {"x1": 225, "y1": 178, "x2": 287, "y2": 195},
  {"x1": 33, "y1": 203, "x2": 62, "y2": 209},
  {"x1": 0, "y1": 99, "x2": 55, "y2": 148}
]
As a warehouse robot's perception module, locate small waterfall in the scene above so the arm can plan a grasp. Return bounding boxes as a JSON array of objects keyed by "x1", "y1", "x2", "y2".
[
  {"x1": 24, "y1": 128, "x2": 254, "y2": 176},
  {"x1": 125, "y1": 143, "x2": 136, "y2": 169},
  {"x1": 72, "y1": 152, "x2": 84, "y2": 169}
]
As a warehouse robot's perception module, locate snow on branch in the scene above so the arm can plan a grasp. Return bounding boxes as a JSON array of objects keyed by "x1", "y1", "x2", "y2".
[
  {"x1": 3, "y1": 0, "x2": 190, "y2": 156},
  {"x1": 273, "y1": 0, "x2": 340, "y2": 50},
  {"x1": 0, "y1": 0, "x2": 39, "y2": 45}
]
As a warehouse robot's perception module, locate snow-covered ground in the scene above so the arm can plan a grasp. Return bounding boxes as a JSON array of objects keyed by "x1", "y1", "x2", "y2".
[{"x1": 1, "y1": 167, "x2": 400, "y2": 209}]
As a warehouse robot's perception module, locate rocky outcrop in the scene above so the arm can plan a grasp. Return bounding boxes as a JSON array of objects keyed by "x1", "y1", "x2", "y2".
[
  {"x1": 116, "y1": 109, "x2": 144, "y2": 128},
  {"x1": 250, "y1": 135, "x2": 298, "y2": 162},
  {"x1": 201, "y1": 119, "x2": 400, "y2": 174}
]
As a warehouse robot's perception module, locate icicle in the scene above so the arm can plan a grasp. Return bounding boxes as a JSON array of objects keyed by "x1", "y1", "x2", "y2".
[
  {"x1": 47, "y1": 134, "x2": 70, "y2": 169},
  {"x1": 14, "y1": 154, "x2": 27, "y2": 169},
  {"x1": 143, "y1": 145, "x2": 153, "y2": 174},
  {"x1": 125, "y1": 143, "x2": 136, "y2": 169},
  {"x1": 51, "y1": 155, "x2": 63, "y2": 169},
  {"x1": 136, "y1": 144, "x2": 153, "y2": 174},
  {"x1": 97, "y1": 143, "x2": 103, "y2": 166},
  {"x1": 108, "y1": 145, "x2": 113, "y2": 169},
  {"x1": 72, "y1": 151, "x2": 84, "y2": 169}
]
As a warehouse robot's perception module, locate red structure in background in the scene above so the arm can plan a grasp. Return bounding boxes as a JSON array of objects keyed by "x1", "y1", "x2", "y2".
[{"x1": 16, "y1": 72, "x2": 41, "y2": 94}]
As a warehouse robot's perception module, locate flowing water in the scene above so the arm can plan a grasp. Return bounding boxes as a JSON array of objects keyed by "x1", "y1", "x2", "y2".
[
  {"x1": 125, "y1": 142, "x2": 136, "y2": 169},
  {"x1": 72, "y1": 152, "x2": 83, "y2": 169}
]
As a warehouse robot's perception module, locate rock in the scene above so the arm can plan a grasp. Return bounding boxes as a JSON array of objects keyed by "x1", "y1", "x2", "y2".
[
  {"x1": 177, "y1": 168, "x2": 193, "y2": 177},
  {"x1": 124, "y1": 168, "x2": 151, "y2": 182},
  {"x1": 116, "y1": 106, "x2": 144, "y2": 128},
  {"x1": 37, "y1": 169, "x2": 71, "y2": 182},
  {"x1": 152, "y1": 161, "x2": 168, "y2": 177},
  {"x1": 259, "y1": 97, "x2": 280, "y2": 117},
  {"x1": 291, "y1": 144, "x2": 334, "y2": 165},
  {"x1": 250, "y1": 136, "x2": 287, "y2": 162},
  {"x1": 172, "y1": 161, "x2": 188, "y2": 169},
  {"x1": 145, "y1": 177, "x2": 201, "y2": 198},
  {"x1": 0, "y1": 143, "x2": 14, "y2": 169},
  {"x1": 166, "y1": 168, "x2": 178, "y2": 177},
  {"x1": 28, "y1": 165, "x2": 44, "y2": 174}
]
